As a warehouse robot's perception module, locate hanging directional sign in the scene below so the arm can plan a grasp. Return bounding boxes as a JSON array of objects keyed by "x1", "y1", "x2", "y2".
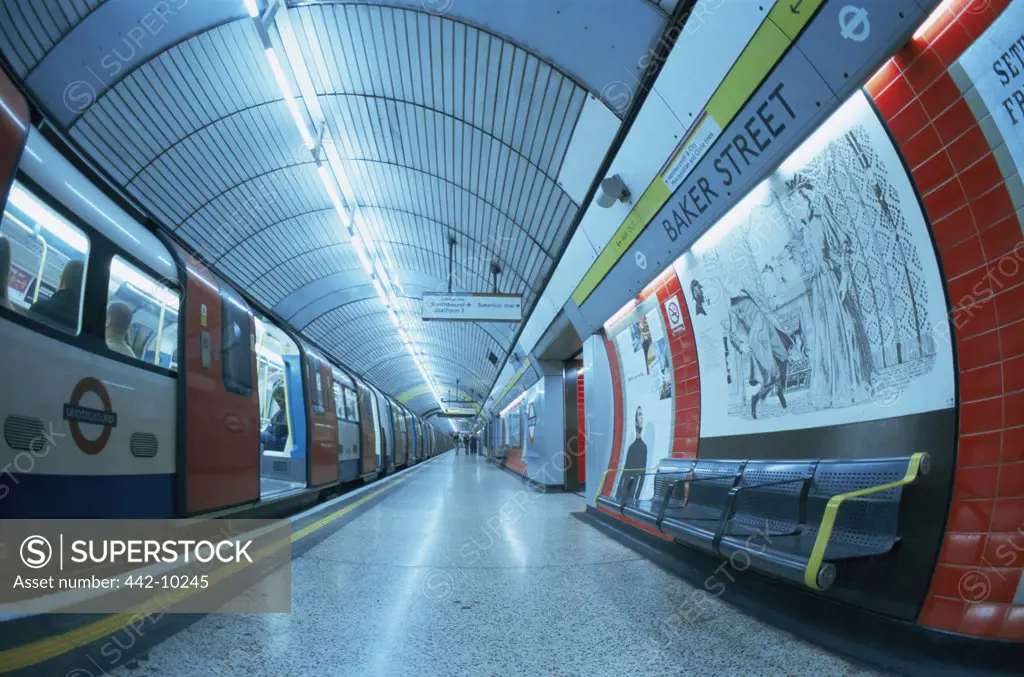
[{"x1": 421, "y1": 293, "x2": 523, "y2": 322}]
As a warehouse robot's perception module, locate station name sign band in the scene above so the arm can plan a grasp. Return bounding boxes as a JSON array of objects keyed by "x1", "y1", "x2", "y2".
[{"x1": 421, "y1": 293, "x2": 523, "y2": 322}]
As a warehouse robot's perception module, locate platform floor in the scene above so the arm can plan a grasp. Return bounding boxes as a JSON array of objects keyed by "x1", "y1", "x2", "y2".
[{"x1": 114, "y1": 453, "x2": 879, "y2": 677}]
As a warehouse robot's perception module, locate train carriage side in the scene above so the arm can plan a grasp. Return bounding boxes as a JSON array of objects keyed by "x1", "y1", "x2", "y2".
[{"x1": 0, "y1": 127, "x2": 184, "y2": 518}]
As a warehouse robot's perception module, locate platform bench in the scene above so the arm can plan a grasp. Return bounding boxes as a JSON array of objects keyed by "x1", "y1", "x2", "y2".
[{"x1": 596, "y1": 453, "x2": 929, "y2": 591}]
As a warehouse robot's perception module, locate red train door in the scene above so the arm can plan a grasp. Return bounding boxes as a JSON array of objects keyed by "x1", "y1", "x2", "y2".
[
  {"x1": 356, "y1": 381, "x2": 377, "y2": 475},
  {"x1": 178, "y1": 249, "x2": 260, "y2": 514},
  {"x1": 305, "y1": 350, "x2": 338, "y2": 487}
]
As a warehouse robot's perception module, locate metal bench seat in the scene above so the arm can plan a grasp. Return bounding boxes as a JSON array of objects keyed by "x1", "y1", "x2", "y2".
[
  {"x1": 621, "y1": 459, "x2": 697, "y2": 526},
  {"x1": 596, "y1": 453, "x2": 929, "y2": 591}
]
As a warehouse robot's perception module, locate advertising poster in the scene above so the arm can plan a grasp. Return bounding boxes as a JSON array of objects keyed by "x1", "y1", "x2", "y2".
[
  {"x1": 506, "y1": 405, "x2": 522, "y2": 447},
  {"x1": 959, "y1": 0, "x2": 1024, "y2": 176},
  {"x1": 675, "y1": 92, "x2": 955, "y2": 437},
  {"x1": 608, "y1": 296, "x2": 675, "y2": 501}
]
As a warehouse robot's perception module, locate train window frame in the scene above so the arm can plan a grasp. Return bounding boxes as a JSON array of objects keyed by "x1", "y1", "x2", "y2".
[
  {"x1": 0, "y1": 175, "x2": 179, "y2": 380},
  {"x1": 332, "y1": 381, "x2": 345, "y2": 422},
  {"x1": 344, "y1": 387, "x2": 360, "y2": 423},
  {"x1": 309, "y1": 360, "x2": 326, "y2": 415},
  {"x1": 221, "y1": 286, "x2": 254, "y2": 397},
  {"x1": 106, "y1": 255, "x2": 180, "y2": 370},
  {"x1": 1, "y1": 180, "x2": 92, "y2": 336}
]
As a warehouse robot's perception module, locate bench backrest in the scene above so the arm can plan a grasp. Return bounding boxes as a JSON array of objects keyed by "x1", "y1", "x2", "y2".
[
  {"x1": 688, "y1": 460, "x2": 744, "y2": 512},
  {"x1": 652, "y1": 459, "x2": 697, "y2": 505},
  {"x1": 730, "y1": 460, "x2": 818, "y2": 530},
  {"x1": 805, "y1": 456, "x2": 914, "y2": 548}
]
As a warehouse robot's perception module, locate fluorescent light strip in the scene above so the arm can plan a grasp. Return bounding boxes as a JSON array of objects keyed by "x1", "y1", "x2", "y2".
[
  {"x1": 374, "y1": 258, "x2": 391, "y2": 288},
  {"x1": 264, "y1": 48, "x2": 314, "y2": 149},
  {"x1": 318, "y1": 165, "x2": 350, "y2": 229},
  {"x1": 372, "y1": 278, "x2": 390, "y2": 307},
  {"x1": 351, "y1": 234, "x2": 374, "y2": 275},
  {"x1": 243, "y1": 0, "x2": 260, "y2": 18}
]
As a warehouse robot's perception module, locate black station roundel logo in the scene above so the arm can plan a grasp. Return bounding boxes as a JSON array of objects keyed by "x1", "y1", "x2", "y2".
[{"x1": 63, "y1": 377, "x2": 117, "y2": 455}]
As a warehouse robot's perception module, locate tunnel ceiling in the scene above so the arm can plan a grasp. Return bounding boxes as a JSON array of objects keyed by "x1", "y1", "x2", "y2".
[{"x1": 0, "y1": 0, "x2": 674, "y2": 414}]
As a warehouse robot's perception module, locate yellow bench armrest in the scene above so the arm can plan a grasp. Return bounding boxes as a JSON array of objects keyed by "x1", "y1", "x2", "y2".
[{"x1": 803, "y1": 452, "x2": 929, "y2": 589}]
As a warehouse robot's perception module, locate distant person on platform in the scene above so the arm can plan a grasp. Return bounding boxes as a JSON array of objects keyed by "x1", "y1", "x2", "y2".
[
  {"x1": 261, "y1": 386, "x2": 289, "y2": 452},
  {"x1": 470, "y1": 434, "x2": 478, "y2": 455},
  {"x1": 453, "y1": 431, "x2": 461, "y2": 455},
  {"x1": 31, "y1": 258, "x2": 84, "y2": 329},
  {"x1": 616, "y1": 405, "x2": 648, "y2": 504}
]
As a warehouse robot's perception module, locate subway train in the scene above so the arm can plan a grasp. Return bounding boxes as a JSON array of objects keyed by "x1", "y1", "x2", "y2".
[{"x1": 0, "y1": 127, "x2": 451, "y2": 520}]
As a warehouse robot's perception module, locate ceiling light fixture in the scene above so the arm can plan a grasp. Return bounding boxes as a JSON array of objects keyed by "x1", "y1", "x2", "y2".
[
  {"x1": 350, "y1": 233, "x2": 374, "y2": 275},
  {"x1": 255, "y1": 10, "x2": 439, "y2": 410},
  {"x1": 372, "y1": 278, "x2": 390, "y2": 307},
  {"x1": 264, "y1": 48, "x2": 314, "y2": 149},
  {"x1": 317, "y1": 165, "x2": 351, "y2": 229}
]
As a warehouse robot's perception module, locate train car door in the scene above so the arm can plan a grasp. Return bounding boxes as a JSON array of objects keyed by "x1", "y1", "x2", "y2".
[
  {"x1": 255, "y1": 315, "x2": 307, "y2": 497},
  {"x1": 179, "y1": 255, "x2": 260, "y2": 514},
  {"x1": 332, "y1": 367, "x2": 361, "y2": 482},
  {"x1": 376, "y1": 390, "x2": 392, "y2": 475},
  {"x1": 299, "y1": 344, "x2": 339, "y2": 485},
  {"x1": 390, "y1": 401, "x2": 406, "y2": 468},
  {"x1": 303, "y1": 346, "x2": 338, "y2": 488},
  {"x1": 355, "y1": 379, "x2": 378, "y2": 479}
]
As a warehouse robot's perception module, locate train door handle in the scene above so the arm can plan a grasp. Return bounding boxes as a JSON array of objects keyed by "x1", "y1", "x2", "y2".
[{"x1": 200, "y1": 331, "x2": 211, "y2": 369}]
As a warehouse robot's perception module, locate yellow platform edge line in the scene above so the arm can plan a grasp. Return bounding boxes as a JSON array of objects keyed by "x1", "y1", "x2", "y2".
[{"x1": 0, "y1": 466, "x2": 426, "y2": 673}]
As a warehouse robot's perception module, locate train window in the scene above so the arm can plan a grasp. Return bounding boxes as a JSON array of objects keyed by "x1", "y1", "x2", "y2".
[
  {"x1": 0, "y1": 181, "x2": 90, "y2": 335},
  {"x1": 309, "y1": 361, "x2": 326, "y2": 414},
  {"x1": 221, "y1": 287, "x2": 253, "y2": 396},
  {"x1": 332, "y1": 382, "x2": 345, "y2": 422},
  {"x1": 106, "y1": 256, "x2": 180, "y2": 369},
  {"x1": 344, "y1": 387, "x2": 359, "y2": 422}
]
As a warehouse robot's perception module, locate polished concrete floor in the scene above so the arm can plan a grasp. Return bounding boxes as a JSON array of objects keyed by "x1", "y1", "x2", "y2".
[{"x1": 114, "y1": 452, "x2": 878, "y2": 677}]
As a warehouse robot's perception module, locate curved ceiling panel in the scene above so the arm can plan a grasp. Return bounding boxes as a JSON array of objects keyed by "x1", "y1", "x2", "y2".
[
  {"x1": 0, "y1": 0, "x2": 106, "y2": 76},
  {"x1": 0, "y1": 1, "x2": 672, "y2": 413}
]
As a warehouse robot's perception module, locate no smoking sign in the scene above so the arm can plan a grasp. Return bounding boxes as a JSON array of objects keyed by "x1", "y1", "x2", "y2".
[{"x1": 664, "y1": 295, "x2": 685, "y2": 335}]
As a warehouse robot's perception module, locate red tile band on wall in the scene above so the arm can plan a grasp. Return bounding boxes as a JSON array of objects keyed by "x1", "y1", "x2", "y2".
[
  {"x1": 595, "y1": 269, "x2": 699, "y2": 539},
  {"x1": 651, "y1": 272, "x2": 701, "y2": 459},
  {"x1": 600, "y1": 336, "x2": 625, "y2": 500},
  {"x1": 869, "y1": 0, "x2": 1024, "y2": 641}
]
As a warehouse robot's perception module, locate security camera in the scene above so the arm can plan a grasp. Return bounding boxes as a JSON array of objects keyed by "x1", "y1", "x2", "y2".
[{"x1": 596, "y1": 175, "x2": 631, "y2": 208}]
